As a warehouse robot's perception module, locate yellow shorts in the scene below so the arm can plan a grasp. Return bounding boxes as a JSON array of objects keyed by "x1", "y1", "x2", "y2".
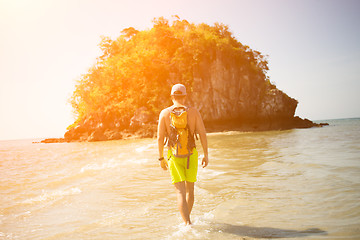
[{"x1": 167, "y1": 148, "x2": 198, "y2": 184}]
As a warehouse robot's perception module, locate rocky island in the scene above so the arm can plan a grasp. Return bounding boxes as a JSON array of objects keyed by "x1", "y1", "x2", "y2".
[{"x1": 42, "y1": 17, "x2": 327, "y2": 143}]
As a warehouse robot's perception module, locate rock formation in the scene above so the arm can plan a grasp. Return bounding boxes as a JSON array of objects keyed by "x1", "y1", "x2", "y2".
[
  {"x1": 54, "y1": 57, "x2": 322, "y2": 143},
  {"x1": 40, "y1": 18, "x2": 327, "y2": 143}
]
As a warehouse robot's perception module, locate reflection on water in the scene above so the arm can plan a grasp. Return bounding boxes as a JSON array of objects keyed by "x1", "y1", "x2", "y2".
[{"x1": 1, "y1": 119, "x2": 359, "y2": 239}]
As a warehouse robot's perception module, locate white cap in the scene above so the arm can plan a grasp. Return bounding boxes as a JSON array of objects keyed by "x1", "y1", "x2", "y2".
[{"x1": 171, "y1": 84, "x2": 187, "y2": 96}]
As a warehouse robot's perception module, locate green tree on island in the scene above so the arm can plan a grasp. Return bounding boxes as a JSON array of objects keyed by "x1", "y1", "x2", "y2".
[{"x1": 66, "y1": 16, "x2": 288, "y2": 142}]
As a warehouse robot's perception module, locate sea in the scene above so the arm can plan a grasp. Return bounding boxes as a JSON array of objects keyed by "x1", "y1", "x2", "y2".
[{"x1": 1, "y1": 118, "x2": 359, "y2": 240}]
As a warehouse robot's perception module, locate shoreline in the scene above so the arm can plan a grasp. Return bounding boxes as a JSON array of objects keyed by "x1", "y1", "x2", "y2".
[{"x1": 37, "y1": 117, "x2": 329, "y2": 144}]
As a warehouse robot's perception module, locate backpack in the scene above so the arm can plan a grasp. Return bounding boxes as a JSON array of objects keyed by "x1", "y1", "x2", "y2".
[{"x1": 166, "y1": 106, "x2": 196, "y2": 169}]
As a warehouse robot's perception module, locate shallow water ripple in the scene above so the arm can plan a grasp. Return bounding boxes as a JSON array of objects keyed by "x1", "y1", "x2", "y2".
[{"x1": 1, "y1": 119, "x2": 359, "y2": 239}]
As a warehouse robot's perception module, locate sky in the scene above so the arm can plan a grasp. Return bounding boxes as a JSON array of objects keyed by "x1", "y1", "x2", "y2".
[{"x1": 0, "y1": 0, "x2": 359, "y2": 140}]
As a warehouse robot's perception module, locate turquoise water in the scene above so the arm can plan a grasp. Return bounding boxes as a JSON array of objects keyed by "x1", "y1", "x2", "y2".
[{"x1": 1, "y1": 118, "x2": 359, "y2": 239}]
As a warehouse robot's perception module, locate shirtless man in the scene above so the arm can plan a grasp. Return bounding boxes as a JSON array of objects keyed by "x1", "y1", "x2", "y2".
[{"x1": 157, "y1": 83, "x2": 209, "y2": 225}]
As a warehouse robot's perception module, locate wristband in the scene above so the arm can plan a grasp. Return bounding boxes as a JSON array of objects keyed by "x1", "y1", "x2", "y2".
[{"x1": 158, "y1": 157, "x2": 164, "y2": 161}]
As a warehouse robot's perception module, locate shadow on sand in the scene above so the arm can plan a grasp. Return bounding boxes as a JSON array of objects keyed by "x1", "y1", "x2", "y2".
[{"x1": 210, "y1": 223, "x2": 327, "y2": 239}]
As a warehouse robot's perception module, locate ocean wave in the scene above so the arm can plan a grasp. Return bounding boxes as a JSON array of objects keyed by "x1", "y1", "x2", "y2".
[
  {"x1": 207, "y1": 131, "x2": 244, "y2": 136},
  {"x1": 22, "y1": 187, "x2": 81, "y2": 204},
  {"x1": 123, "y1": 157, "x2": 150, "y2": 165},
  {"x1": 80, "y1": 159, "x2": 120, "y2": 173},
  {"x1": 168, "y1": 223, "x2": 202, "y2": 240},
  {"x1": 167, "y1": 211, "x2": 217, "y2": 240},
  {"x1": 135, "y1": 143, "x2": 156, "y2": 153},
  {"x1": 0, "y1": 232, "x2": 17, "y2": 240},
  {"x1": 199, "y1": 168, "x2": 227, "y2": 178}
]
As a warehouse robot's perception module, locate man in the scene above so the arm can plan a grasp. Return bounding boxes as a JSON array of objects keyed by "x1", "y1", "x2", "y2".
[{"x1": 157, "y1": 83, "x2": 209, "y2": 225}]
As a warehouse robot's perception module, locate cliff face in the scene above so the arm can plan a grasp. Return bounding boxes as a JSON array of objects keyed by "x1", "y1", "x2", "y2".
[
  {"x1": 187, "y1": 54, "x2": 310, "y2": 132},
  {"x1": 190, "y1": 55, "x2": 296, "y2": 121}
]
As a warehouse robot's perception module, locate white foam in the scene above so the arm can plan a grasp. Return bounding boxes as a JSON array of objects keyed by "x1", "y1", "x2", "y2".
[
  {"x1": 135, "y1": 143, "x2": 156, "y2": 153},
  {"x1": 190, "y1": 210, "x2": 215, "y2": 228},
  {"x1": 97, "y1": 209, "x2": 129, "y2": 226},
  {"x1": 0, "y1": 232, "x2": 16, "y2": 240},
  {"x1": 22, "y1": 187, "x2": 81, "y2": 204},
  {"x1": 80, "y1": 159, "x2": 119, "y2": 173},
  {"x1": 124, "y1": 157, "x2": 150, "y2": 165},
  {"x1": 167, "y1": 213, "x2": 219, "y2": 240},
  {"x1": 199, "y1": 168, "x2": 227, "y2": 178},
  {"x1": 202, "y1": 211, "x2": 215, "y2": 221},
  {"x1": 168, "y1": 223, "x2": 202, "y2": 239},
  {"x1": 194, "y1": 185, "x2": 212, "y2": 197},
  {"x1": 207, "y1": 131, "x2": 243, "y2": 136}
]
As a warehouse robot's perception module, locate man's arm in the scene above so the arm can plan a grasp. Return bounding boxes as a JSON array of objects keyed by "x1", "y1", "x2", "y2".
[
  {"x1": 157, "y1": 110, "x2": 167, "y2": 170},
  {"x1": 195, "y1": 109, "x2": 209, "y2": 168}
]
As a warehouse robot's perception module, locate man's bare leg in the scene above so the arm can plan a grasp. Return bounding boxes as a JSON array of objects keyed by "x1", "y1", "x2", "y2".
[
  {"x1": 174, "y1": 181, "x2": 191, "y2": 224},
  {"x1": 185, "y1": 181, "x2": 195, "y2": 215}
]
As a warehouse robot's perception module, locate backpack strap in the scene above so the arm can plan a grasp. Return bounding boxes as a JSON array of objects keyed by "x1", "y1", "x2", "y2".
[
  {"x1": 170, "y1": 106, "x2": 188, "y2": 115},
  {"x1": 187, "y1": 155, "x2": 190, "y2": 169}
]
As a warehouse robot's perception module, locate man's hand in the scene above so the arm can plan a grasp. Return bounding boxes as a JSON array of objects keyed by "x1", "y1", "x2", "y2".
[
  {"x1": 201, "y1": 156, "x2": 209, "y2": 168},
  {"x1": 160, "y1": 159, "x2": 168, "y2": 170}
]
